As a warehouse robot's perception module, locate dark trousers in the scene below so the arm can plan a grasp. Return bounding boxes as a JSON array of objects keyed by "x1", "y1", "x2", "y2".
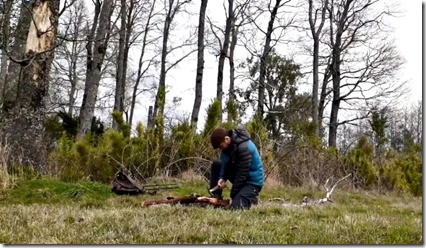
[{"x1": 210, "y1": 161, "x2": 262, "y2": 210}]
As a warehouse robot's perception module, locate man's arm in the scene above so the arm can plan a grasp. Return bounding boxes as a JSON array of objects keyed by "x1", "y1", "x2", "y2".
[
  {"x1": 219, "y1": 153, "x2": 228, "y2": 181},
  {"x1": 230, "y1": 144, "x2": 252, "y2": 199}
]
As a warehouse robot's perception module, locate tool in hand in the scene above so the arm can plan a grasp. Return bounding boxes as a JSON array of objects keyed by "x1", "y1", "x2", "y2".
[{"x1": 209, "y1": 185, "x2": 221, "y2": 193}]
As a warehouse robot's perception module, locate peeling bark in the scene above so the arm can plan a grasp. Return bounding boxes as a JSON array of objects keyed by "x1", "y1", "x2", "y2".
[{"x1": 0, "y1": 0, "x2": 59, "y2": 171}]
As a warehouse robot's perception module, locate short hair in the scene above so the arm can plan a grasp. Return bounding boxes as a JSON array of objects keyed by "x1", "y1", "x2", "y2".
[{"x1": 210, "y1": 127, "x2": 227, "y2": 149}]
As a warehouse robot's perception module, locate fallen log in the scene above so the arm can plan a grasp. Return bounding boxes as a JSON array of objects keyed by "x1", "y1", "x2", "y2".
[{"x1": 141, "y1": 194, "x2": 230, "y2": 208}]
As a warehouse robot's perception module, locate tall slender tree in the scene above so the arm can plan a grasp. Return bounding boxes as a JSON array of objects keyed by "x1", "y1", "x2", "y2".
[
  {"x1": 112, "y1": 0, "x2": 128, "y2": 129},
  {"x1": 128, "y1": 0, "x2": 158, "y2": 128},
  {"x1": 191, "y1": 0, "x2": 208, "y2": 128},
  {"x1": 308, "y1": 0, "x2": 328, "y2": 137},
  {"x1": 152, "y1": 0, "x2": 192, "y2": 129},
  {"x1": 79, "y1": 0, "x2": 114, "y2": 136},
  {"x1": 216, "y1": 0, "x2": 233, "y2": 122}
]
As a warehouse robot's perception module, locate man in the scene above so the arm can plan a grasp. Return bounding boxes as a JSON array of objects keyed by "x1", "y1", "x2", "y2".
[{"x1": 209, "y1": 127, "x2": 264, "y2": 209}]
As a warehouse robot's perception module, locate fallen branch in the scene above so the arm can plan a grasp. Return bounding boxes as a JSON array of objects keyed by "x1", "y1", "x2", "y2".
[
  {"x1": 141, "y1": 194, "x2": 230, "y2": 208},
  {"x1": 316, "y1": 173, "x2": 352, "y2": 204},
  {"x1": 281, "y1": 173, "x2": 352, "y2": 208}
]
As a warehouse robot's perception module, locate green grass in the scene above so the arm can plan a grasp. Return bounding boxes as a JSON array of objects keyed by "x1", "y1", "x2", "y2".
[{"x1": 0, "y1": 177, "x2": 422, "y2": 244}]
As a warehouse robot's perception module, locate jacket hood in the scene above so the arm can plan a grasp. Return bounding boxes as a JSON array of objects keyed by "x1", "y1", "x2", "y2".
[{"x1": 231, "y1": 128, "x2": 251, "y2": 145}]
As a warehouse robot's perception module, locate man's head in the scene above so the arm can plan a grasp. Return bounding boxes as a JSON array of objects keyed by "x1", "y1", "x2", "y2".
[{"x1": 210, "y1": 127, "x2": 232, "y2": 151}]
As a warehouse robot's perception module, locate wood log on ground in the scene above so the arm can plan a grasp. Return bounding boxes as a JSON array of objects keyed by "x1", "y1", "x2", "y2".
[{"x1": 141, "y1": 194, "x2": 230, "y2": 208}]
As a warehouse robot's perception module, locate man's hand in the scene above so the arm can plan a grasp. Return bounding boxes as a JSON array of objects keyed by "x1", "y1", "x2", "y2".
[{"x1": 218, "y1": 179, "x2": 227, "y2": 189}]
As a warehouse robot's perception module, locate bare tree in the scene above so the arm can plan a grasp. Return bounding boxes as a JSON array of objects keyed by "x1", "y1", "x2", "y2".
[
  {"x1": 128, "y1": 0, "x2": 159, "y2": 128},
  {"x1": 205, "y1": 0, "x2": 251, "y2": 123},
  {"x1": 308, "y1": 0, "x2": 328, "y2": 136},
  {"x1": 325, "y1": 0, "x2": 405, "y2": 147},
  {"x1": 112, "y1": 0, "x2": 146, "y2": 127},
  {"x1": 0, "y1": 0, "x2": 60, "y2": 170},
  {"x1": 216, "y1": 0, "x2": 233, "y2": 122},
  {"x1": 228, "y1": 0, "x2": 251, "y2": 121},
  {"x1": 49, "y1": 0, "x2": 88, "y2": 115},
  {"x1": 78, "y1": 0, "x2": 115, "y2": 136},
  {"x1": 241, "y1": 0, "x2": 293, "y2": 119},
  {"x1": 112, "y1": 0, "x2": 128, "y2": 129},
  {"x1": 151, "y1": 0, "x2": 193, "y2": 129},
  {"x1": 190, "y1": 0, "x2": 208, "y2": 128}
]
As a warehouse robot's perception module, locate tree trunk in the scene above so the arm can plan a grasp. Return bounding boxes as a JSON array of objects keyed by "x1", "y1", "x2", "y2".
[
  {"x1": 308, "y1": 0, "x2": 328, "y2": 137},
  {"x1": 327, "y1": 0, "x2": 351, "y2": 147},
  {"x1": 68, "y1": 38, "x2": 78, "y2": 115},
  {"x1": 257, "y1": 0, "x2": 280, "y2": 119},
  {"x1": 129, "y1": 0, "x2": 156, "y2": 129},
  {"x1": 318, "y1": 65, "x2": 331, "y2": 139},
  {"x1": 152, "y1": 14, "x2": 170, "y2": 129},
  {"x1": 67, "y1": 12, "x2": 83, "y2": 116},
  {"x1": 227, "y1": 14, "x2": 238, "y2": 123},
  {"x1": 2, "y1": 0, "x2": 33, "y2": 106},
  {"x1": 216, "y1": 0, "x2": 233, "y2": 123},
  {"x1": 0, "y1": 0, "x2": 59, "y2": 171},
  {"x1": 152, "y1": 0, "x2": 191, "y2": 131},
  {"x1": 79, "y1": 0, "x2": 114, "y2": 136},
  {"x1": 328, "y1": 73, "x2": 341, "y2": 147},
  {"x1": 191, "y1": 0, "x2": 208, "y2": 128},
  {"x1": 121, "y1": 1, "x2": 132, "y2": 122},
  {"x1": 0, "y1": 0, "x2": 14, "y2": 103},
  {"x1": 113, "y1": 0, "x2": 127, "y2": 129}
]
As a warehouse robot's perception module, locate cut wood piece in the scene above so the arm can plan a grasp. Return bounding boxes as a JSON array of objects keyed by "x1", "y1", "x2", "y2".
[{"x1": 141, "y1": 195, "x2": 230, "y2": 208}]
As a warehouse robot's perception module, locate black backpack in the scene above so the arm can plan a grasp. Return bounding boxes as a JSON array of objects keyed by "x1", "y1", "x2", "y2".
[{"x1": 111, "y1": 171, "x2": 145, "y2": 195}]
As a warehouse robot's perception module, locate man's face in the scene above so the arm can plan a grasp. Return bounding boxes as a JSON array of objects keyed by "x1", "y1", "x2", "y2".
[{"x1": 218, "y1": 136, "x2": 231, "y2": 151}]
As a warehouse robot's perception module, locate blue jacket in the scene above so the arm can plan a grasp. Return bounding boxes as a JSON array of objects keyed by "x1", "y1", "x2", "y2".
[{"x1": 219, "y1": 129, "x2": 264, "y2": 198}]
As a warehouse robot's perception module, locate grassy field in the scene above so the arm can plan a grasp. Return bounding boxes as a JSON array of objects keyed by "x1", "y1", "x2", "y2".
[{"x1": 0, "y1": 177, "x2": 422, "y2": 244}]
